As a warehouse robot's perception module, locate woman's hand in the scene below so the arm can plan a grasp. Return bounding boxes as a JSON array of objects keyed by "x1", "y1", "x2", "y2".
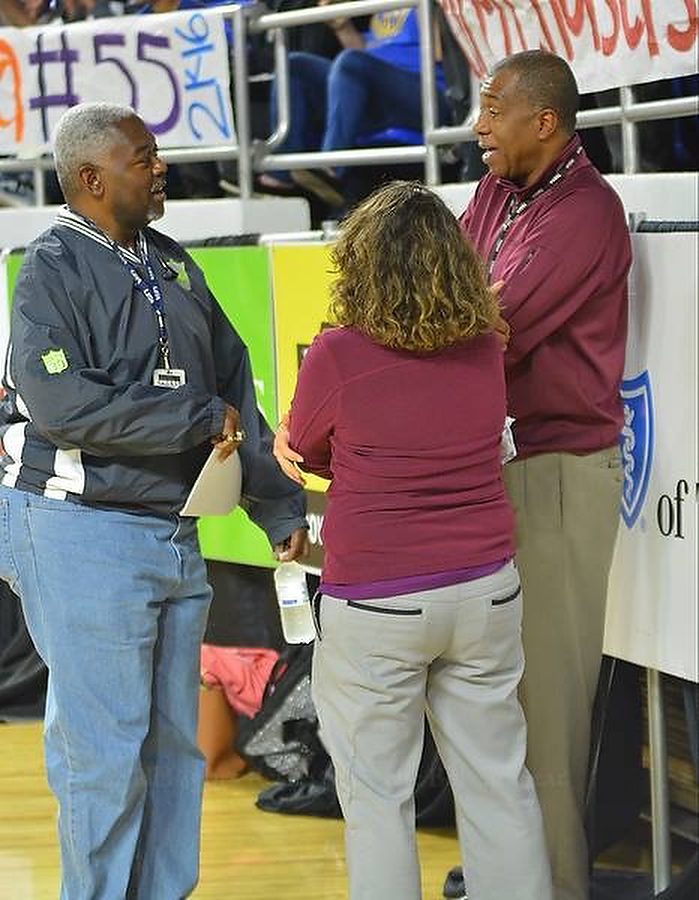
[{"x1": 273, "y1": 411, "x2": 306, "y2": 485}]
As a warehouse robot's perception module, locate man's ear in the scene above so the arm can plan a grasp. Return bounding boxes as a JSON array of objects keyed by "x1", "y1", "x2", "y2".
[
  {"x1": 537, "y1": 108, "x2": 559, "y2": 141},
  {"x1": 78, "y1": 163, "x2": 104, "y2": 197}
]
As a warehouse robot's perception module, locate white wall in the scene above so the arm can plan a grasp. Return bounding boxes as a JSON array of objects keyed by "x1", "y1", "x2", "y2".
[
  {"x1": 1, "y1": 172, "x2": 695, "y2": 253},
  {"x1": 0, "y1": 196, "x2": 310, "y2": 251},
  {"x1": 435, "y1": 171, "x2": 699, "y2": 222}
]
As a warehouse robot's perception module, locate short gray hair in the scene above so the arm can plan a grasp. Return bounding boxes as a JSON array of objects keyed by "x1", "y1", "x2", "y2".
[{"x1": 53, "y1": 102, "x2": 136, "y2": 200}]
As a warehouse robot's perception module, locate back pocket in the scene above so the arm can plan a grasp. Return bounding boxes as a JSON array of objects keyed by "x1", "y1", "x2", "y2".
[
  {"x1": 491, "y1": 586, "x2": 522, "y2": 607},
  {"x1": 347, "y1": 599, "x2": 422, "y2": 616}
]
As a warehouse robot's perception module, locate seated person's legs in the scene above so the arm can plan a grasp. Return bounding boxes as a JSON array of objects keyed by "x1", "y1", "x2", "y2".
[
  {"x1": 197, "y1": 643, "x2": 280, "y2": 780},
  {"x1": 263, "y1": 51, "x2": 332, "y2": 190},
  {"x1": 323, "y1": 49, "x2": 450, "y2": 156},
  {"x1": 197, "y1": 682, "x2": 248, "y2": 780},
  {"x1": 292, "y1": 49, "x2": 451, "y2": 204}
]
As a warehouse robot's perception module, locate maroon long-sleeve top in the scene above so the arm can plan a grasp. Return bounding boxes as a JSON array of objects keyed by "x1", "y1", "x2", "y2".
[
  {"x1": 460, "y1": 135, "x2": 631, "y2": 459},
  {"x1": 288, "y1": 326, "x2": 515, "y2": 585}
]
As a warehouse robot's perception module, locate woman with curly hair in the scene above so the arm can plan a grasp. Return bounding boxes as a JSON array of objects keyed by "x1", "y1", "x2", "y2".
[{"x1": 279, "y1": 181, "x2": 552, "y2": 900}]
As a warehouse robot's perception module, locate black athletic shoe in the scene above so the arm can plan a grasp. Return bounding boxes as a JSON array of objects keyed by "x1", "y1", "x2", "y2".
[
  {"x1": 255, "y1": 774, "x2": 342, "y2": 818},
  {"x1": 443, "y1": 865, "x2": 467, "y2": 900}
]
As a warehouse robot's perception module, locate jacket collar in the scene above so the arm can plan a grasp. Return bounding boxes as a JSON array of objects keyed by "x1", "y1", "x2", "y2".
[{"x1": 55, "y1": 206, "x2": 143, "y2": 266}]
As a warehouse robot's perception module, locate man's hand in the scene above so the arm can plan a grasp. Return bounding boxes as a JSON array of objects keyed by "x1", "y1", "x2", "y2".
[
  {"x1": 319, "y1": 0, "x2": 365, "y2": 49},
  {"x1": 212, "y1": 403, "x2": 245, "y2": 461},
  {"x1": 494, "y1": 313, "x2": 511, "y2": 350},
  {"x1": 274, "y1": 527, "x2": 310, "y2": 562},
  {"x1": 273, "y1": 412, "x2": 306, "y2": 485},
  {"x1": 491, "y1": 280, "x2": 510, "y2": 350}
]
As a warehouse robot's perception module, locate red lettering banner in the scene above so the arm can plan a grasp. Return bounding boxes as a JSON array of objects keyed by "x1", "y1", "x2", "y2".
[{"x1": 439, "y1": 0, "x2": 698, "y2": 92}]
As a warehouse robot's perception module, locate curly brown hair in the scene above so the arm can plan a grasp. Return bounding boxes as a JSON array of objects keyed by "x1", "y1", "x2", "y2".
[{"x1": 328, "y1": 181, "x2": 498, "y2": 352}]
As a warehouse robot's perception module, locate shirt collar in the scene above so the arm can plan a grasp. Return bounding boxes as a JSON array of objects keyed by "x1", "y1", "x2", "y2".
[{"x1": 497, "y1": 133, "x2": 585, "y2": 198}]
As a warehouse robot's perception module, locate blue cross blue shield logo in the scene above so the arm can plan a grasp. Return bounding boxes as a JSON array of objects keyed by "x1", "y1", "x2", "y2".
[{"x1": 619, "y1": 371, "x2": 654, "y2": 529}]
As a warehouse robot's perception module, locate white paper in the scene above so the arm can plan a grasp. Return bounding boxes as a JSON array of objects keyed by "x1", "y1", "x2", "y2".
[{"x1": 180, "y1": 448, "x2": 242, "y2": 517}]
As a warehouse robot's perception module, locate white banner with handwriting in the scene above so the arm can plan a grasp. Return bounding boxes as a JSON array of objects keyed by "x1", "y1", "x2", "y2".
[
  {"x1": 439, "y1": 0, "x2": 698, "y2": 93},
  {"x1": 0, "y1": 10, "x2": 234, "y2": 156}
]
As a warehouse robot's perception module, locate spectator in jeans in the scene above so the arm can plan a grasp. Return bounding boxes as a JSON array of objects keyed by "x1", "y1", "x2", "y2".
[
  {"x1": 261, "y1": 1, "x2": 451, "y2": 206},
  {"x1": 0, "y1": 101, "x2": 308, "y2": 898}
]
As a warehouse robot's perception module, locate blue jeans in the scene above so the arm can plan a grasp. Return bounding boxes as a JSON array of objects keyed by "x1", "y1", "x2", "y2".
[
  {"x1": 0, "y1": 486, "x2": 212, "y2": 900},
  {"x1": 270, "y1": 50, "x2": 451, "y2": 178}
]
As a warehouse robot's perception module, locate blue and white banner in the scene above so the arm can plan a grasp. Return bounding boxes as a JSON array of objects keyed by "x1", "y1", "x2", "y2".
[
  {"x1": 619, "y1": 370, "x2": 654, "y2": 530},
  {"x1": 606, "y1": 231, "x2": 698, "y2": 682},
  {"x1": 0, "y1": 10, "x2": 234, "y2": 156}
]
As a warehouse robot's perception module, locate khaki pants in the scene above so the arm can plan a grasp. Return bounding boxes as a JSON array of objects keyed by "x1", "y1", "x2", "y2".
[
  {"x1": 504, "y1": 447, "x2": 622, "y2": 900},
  {"x1": 312, "y1": 562, "x2": 553, "y2": 900}
]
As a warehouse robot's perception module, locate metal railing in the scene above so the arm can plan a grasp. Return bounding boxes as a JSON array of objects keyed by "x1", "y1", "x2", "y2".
[
  {"x1": 0, "y1": 0, "x2": 697, "y2": 201},
  {"x1": 245, "y1": 0, "x2": 441, "y2": 198}
]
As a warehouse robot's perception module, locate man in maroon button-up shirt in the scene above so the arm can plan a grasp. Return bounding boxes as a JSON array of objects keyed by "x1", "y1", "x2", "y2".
[{"x1": 445, "y1": 51, "x2": 631, "y2": 900}]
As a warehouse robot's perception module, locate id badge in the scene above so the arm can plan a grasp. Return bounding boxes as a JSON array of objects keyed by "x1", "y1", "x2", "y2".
[{"x1": 153, "y1": 368, "x2": 186, "y2": 388}]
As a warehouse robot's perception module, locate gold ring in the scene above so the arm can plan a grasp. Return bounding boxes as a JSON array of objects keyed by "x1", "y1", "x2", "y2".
[{"x1": 234, "y1": 428, "x2": 246, "y2": 442}]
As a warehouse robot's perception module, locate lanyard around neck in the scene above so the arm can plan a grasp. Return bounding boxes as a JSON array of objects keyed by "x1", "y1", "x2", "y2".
[
  {"x1": 486, "y1": 145, "x2": 583, "y2": 277},
  {"x1": 112, "y1": 232, "x2": 171, "y2": 369},
  {"x1": 71, "y1": 212, "x2": 172, "y2": 369}
]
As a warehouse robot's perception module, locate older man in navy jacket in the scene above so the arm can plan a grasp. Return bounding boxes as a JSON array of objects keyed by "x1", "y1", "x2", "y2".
[{"x1": 0, "y1": 102, "x2": 308, "y2": 899}]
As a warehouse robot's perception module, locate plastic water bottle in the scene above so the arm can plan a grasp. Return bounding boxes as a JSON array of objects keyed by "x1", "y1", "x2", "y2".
[{"x1": 274, "y1": 561, "x2": 315, "y2": 644}]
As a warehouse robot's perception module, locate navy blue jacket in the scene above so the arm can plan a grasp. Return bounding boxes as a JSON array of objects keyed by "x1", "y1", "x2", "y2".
[{"x1": 0, "y1": 211, "x2": 305, "y2": 545}]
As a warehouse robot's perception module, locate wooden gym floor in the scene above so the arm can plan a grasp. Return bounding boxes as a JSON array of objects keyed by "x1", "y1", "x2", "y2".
[
  {"x1": 0, "y1": 720, "x2": 458, "y2": 900},
  {"x1": 0, "y1": 719, "x2": 671, "y2": 900}
]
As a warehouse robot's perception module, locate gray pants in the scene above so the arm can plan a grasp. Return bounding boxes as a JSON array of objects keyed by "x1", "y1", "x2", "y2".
[
  {"x1": 312, "y1": 561, "x2": 553, "y2": 900},
  {"x1": 504, "y1": 447, "x2": 623, "y2": 900}
]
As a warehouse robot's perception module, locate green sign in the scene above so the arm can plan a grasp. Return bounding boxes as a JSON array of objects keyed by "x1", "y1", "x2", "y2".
[
  {"x1": 188, "y1": 246, "x2": 279, "y2": 568},
  {"x1": 6, "y1": 252, "x2": 23, "y2": 302}
]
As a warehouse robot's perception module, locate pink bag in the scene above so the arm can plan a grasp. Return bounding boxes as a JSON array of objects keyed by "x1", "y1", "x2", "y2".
[{"x1": 200, "y1": 645, "x2": 279, "y2": 719}]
